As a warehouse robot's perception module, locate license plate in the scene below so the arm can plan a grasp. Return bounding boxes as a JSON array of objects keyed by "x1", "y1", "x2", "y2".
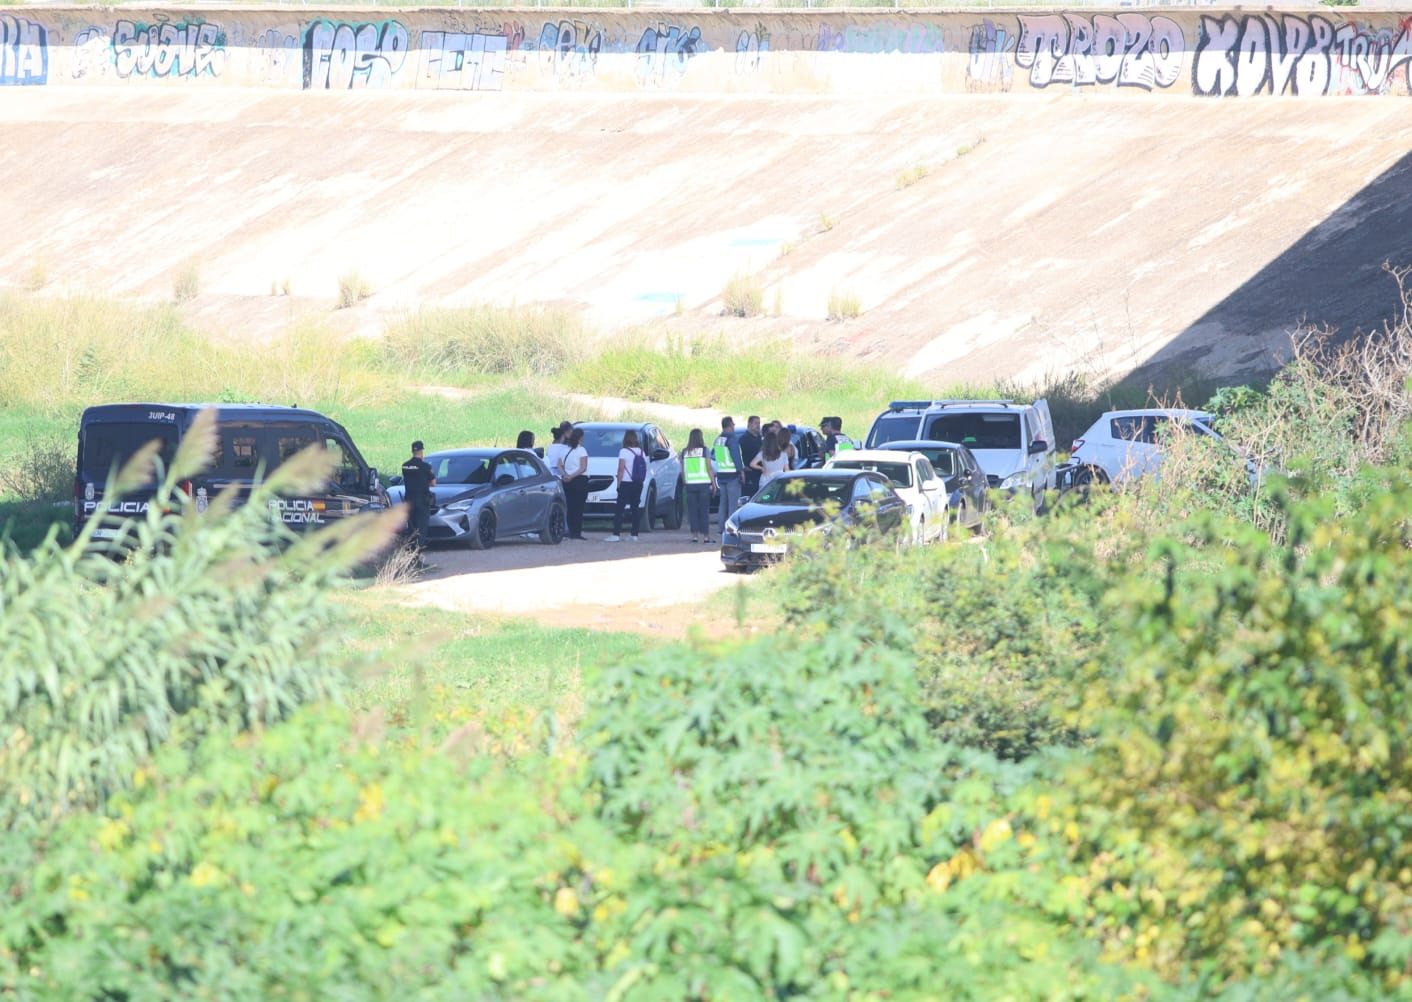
[
  {"x1": 588, "y1": 492, "x2": 604, "y2": 503},
  {"x1": 92, "y1": 529, "x2": 118, "y2": 540},
  {"x1": 751, "y1": 543, "x2": 787, "y2": 554}
]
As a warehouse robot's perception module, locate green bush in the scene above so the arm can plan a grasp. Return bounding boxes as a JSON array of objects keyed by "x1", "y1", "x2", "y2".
[
  {"x1": 380, "y1": 305, "x2": 582, "y2": 377},
  {"x1": 1062, "y1": 477, "x2": 1412, "y2": 984},
  {"x1": 720, "y1": 273, "x2": 765, "y2": 318},
  {"x1": 0, "y1": 411, "x2": 399, "y2": 825}
]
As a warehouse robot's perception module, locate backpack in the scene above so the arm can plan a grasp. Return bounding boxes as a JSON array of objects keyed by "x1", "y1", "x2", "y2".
[{"x1": 630, "y1": 449, "x2": 648, "y2": 482}]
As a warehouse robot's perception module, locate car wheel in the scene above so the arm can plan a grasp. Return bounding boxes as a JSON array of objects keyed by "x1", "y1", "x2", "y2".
[
  {"x1": 640, "y1": 484, "x2": 656, "y2": 534},
  {"x1": 468, "y1": 509, "x2": 496, "y2": 550},
  {"x1": 662, "y1": 479, "x2": 684, "y2": 530},
  {"x1": 540, "y1": 503, "x2": 566, "y2": 545}
]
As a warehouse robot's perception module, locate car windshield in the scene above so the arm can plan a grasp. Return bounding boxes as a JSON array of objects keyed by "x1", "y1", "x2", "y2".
[
  {"x1": 906, "y1": 448, "x2": 957, "y2": 477},
  {"x1": 81, "y1": 422, "x2": 179, "y2": 483},
  {"x1": 927, "y1": 413, "x2": 1021, "y2": 451},
  {"x1": 579, "y1": 428, "x2": 637, "y2": 458},
  {"x1": 753, "y1": 477, "x2": 854, "y2": 506},
  {"x1": 831, "y1": 460, "x2": 912, "y2": 488},
  {"x1": 867, "y1": 414, "x2": 920, "y2": 448},
  {"x1": 430, "y1": 453, "x2": 494, "y2": 484}
]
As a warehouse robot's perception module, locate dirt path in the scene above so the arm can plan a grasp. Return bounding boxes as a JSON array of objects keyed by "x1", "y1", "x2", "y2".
[
  {"x1": 564, "y1": 393, "x2": 724, "y2": 429},
  {"x1": 391, "y1": 524, "x2": 758, "y2": 637}
]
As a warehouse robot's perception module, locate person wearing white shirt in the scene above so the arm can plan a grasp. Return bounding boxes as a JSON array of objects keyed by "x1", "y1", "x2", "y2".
[
  {"x1": 561, "y1": 427, "x2": 590, "y2": 540},
  {"x1": 544, "y1": 421, "x2": 572, "y2": 481},
  {"x1": 606, "y1": 429, "x2": 648, "y2": 542}
]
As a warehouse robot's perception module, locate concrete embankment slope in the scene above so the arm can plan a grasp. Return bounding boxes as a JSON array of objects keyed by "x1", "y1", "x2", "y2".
[{"x1": 3, "y1": 7, "x2": 1412, "y2": 384}]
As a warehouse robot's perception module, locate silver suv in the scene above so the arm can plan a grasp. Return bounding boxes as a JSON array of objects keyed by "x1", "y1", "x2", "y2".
[{"x1": 866, "y1": 399, "x2": 1056, "y2": 509}]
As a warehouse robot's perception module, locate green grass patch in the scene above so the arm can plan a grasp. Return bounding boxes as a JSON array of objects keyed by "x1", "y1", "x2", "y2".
[{"x1": 340, "y1": 595, "x2": 648, "y2": 731}]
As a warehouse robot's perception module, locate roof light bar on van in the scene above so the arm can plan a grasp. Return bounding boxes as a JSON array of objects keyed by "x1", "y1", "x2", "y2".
[
  {"x1": 888, "y1": 401, "x2": 935, "y2": 411},
  {"x1": 887, "y1": 399, "x2": 1017, "y2": 411}
]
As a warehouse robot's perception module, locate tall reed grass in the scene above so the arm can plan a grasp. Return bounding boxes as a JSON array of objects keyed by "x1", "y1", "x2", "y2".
[{"x1": 380, "y1": 306, "x2": 582, "y2": 378}]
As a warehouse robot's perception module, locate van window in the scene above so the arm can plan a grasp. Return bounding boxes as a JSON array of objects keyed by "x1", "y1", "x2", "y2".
[
  {"x1": 927, "y1": 413, "x2": 1021, "y2": 451},
  {"x1": 867, "y1": 414, "x2": 921, "y2": 448},
  {"x1": 80, "y1": 423, "x2": 179, "y2": 482},
  {"x1": 324, "y1": 436, "x2": 363, "y2": 490}
]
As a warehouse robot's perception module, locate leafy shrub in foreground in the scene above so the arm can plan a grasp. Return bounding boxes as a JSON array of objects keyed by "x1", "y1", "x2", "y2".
[
  {"x1": 0, "y1": 411, "x2": 399, "y2": 826},
  {"x1": 1063, "y1": 477, "x2": 1412, "y2": 987}
]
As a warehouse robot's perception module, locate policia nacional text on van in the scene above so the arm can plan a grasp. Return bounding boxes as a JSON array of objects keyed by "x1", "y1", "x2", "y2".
[{"x1": 74, "y1": 403, "x2": 389, "y2": 540}]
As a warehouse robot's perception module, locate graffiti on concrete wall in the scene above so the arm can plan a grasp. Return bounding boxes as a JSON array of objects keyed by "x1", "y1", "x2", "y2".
[
  {"x1": 1, "y1": 15, "x2": 47, "y2": 86},
  {"x1": 815, "y1": 23, "x2": 946, "y2": 55},
  {"x1": 635, "y1": 22, "x2": 704, "y2": 87},
  {"x1": 1016, "y1": 13, "x2": 1185, "y2": 90},
  {"x1": 1192, "y1": 14, "x2": 1412, "y2": 96},
  {"x1": 71, "y1": 26, "x2": 109, "y2": 80},
  {"x1": 420, "y1": 31, "x2": 506, "y2": 90},
  {"x1": 254, "y1": 29, "x2": 298, "y2": 85},
  {"x1": 735, "y1": 23, "x2": 771, "y2": 75},
  {"x1": 537, "y1": 20, "x2": 601, "y2": 81},
  {"x1": 113, "y1": 18, "x2": 226, "y2": 79},
  {"x1": 303, "y1": 19, "x2": 409, "y2": 90},
  {"x1": 967, "y1": 18, "x2": 1014, "y2": 92}
]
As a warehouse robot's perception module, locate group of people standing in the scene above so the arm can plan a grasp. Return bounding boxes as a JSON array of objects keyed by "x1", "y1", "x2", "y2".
[{"x1": 501, "y1": 414, "x2": 856, "y2": 546}]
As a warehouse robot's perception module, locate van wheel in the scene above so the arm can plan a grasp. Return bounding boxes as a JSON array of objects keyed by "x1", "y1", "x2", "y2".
[
  {"x1": 641, "y1": 484, "x2": 656, "y2": 534},
  {"x1": 661, "y1": 480, "x2": 684, "y2": 530},
  {"x1": 468, "y1": 509, "x2": 496, "y2": 550},
  {"x1": 540, "y1": 504, "x2": 566, "y2": 545}
]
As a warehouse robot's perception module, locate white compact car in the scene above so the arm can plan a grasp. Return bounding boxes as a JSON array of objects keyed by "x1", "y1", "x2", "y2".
[
  {"x1": 866, "y1": 399, "x2": 1056, "y2": 511},
  {"x1": 572, "y1": 421, "x2": 684, "y2": 531},
  {"x1": 1064, "y1": 408, "x2": 1218, "y2": 485},
  {"x1": 825, "y1": 449, "x2": 950, "y2": 543}
]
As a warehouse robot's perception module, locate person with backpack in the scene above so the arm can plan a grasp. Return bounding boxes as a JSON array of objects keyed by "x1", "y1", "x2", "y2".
[
  {"x1": 606, "y1": 429, "x2": 648, "y2": 542},
  {"x1": 680, "y1": 428, "x2": 718, "y2": 544},
  {"x1": 712, "y1": 416, "x2": 745, "y2": 538},
  {"x1": 561, "y1": 427, "x2": 590, "y2": 540}
]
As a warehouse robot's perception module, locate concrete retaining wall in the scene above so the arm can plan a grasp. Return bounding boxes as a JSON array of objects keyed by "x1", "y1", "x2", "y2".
[{"x1": 4, "y1": 6, "x2": 1412, "y2": 96}]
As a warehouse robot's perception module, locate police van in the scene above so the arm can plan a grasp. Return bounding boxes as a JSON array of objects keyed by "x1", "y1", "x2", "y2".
[{"x1": 74, "y1": 403, "x2": 389, "y2": 541}]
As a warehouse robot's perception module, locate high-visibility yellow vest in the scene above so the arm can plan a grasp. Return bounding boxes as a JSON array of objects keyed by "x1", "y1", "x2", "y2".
[
  {"x1": 835, "y1": 438, "x2": 856, "y2": 452},
  {"x1": 684, "y1": 452, "x2": 710, "y2": 485},
  {"x1": 712, "y1": 440, "x2": 737, "y2": 474}
]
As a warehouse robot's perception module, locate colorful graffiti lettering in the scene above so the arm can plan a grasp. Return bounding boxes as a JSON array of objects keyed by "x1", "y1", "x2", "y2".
[
  {"x1": 1, "y1": 15, "x2": 47, "y2": 86},
  {"x1": 302, "y1": 19, "x2": 408, "y2": 90},
  {"x1": 1016, "y1": 13, "x2": 1184, "y2": 90},
  {"x1": 635, "y1": 22, "x2": 704, "y2": 87},
  {"x1": 1193, "y1": 14, "x2": 1412, "y2": 97},
  {"x1": 420, "y1": 31, "x2": 507, "y2": 91},
  {"x1": 537, "y1": 20, "x2": 601, "y2": 80},
  {"x1": 113, "y1": 19, "x2": 226, "y2": 80},
  {"x1": 967, "y1": 18, "x2": 1014, "y2": 92}
]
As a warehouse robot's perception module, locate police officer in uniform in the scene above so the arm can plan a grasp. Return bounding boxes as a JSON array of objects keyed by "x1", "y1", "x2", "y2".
[{"x1": 401, "y1": 440, "x2": 436, "y2": 560}]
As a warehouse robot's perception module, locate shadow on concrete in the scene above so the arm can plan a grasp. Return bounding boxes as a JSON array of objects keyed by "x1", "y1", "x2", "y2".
[{"x1": 1127, "y1": 149, "x2": 1412, "y2": 390}]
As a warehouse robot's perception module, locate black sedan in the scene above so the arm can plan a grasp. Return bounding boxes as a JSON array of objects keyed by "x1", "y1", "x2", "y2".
[
  {"x1": 387, "y1": 448, "x2": 566, "y2": 548},
  {"x1": 875, "y1": 439, "x2": 987, "y2": 532},
  {"x1": 720, "y1": 469, "x2": 907, "y2": 571}
]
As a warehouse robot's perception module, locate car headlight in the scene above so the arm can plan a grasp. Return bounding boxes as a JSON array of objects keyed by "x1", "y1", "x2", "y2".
[
  {"x1": 999, "y1": 472, "x2": 1026, "y2": 489},
  {"x1": 444, "y1": 498, "x2": 474, "y2": 512},
  {"x1": 724, "y1": 517, "x2": 739, "y2": 534}
]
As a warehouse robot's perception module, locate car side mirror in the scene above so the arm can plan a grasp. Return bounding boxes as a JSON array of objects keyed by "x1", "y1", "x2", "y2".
[
  {"x1": 367, "y1": 467, "x2": 379, "y2": 490},
  {"x1": 387, "y1": 474, "x2": 404, "y2": 487},
  {"x1": 1028, "y1": 440, "x2": 1048, "y2": 455},
  {"x1": 652, "y1": 448, "x2": 670, "y2": 462}
]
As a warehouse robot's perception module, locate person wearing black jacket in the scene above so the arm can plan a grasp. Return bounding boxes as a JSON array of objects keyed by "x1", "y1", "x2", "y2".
[
  {"x1": 738, "y1": 415, "x2": 763, "y2": 496},
  {"x1": 400, "y1": 440, "x2": 436, "y2": 558}
]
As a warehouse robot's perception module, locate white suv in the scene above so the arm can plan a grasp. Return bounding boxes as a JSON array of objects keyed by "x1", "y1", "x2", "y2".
[
  {"x1": 1063, "y1": 408, "x2": 1217, "y2": 485},
  {"x1": 866, "y1": 399, "x2": 1056, "y2": 510},
  {"x1": 572, "y1": 422, "x2": 684, "y2": 530}
]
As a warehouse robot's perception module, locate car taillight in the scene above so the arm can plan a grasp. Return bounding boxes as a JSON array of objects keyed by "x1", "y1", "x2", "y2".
[
  {"x1": 1071, "y1": 438, "x2": 1084, "y2": 455},
  {"x1": 180, "y1": 480, "x2": 193, "y2": 498}
]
